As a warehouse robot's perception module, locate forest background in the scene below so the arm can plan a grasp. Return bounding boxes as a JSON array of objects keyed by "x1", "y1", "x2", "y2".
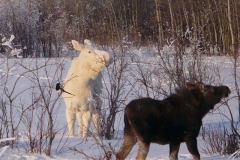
[{"x1": 0, "y1": 0, "x2": 239, "y2": 57}]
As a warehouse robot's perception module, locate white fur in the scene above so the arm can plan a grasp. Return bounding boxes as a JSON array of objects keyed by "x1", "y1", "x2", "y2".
[{"x1": 62, "y1": 40, "x2": 110, "y2": 137}]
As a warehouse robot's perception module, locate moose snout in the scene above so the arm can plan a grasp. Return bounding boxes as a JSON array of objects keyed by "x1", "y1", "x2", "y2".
[
  {"x1": 103, "y1": 55, "x2": 112, "y2": 67},
  {"x1": 105, "y1": 61, "x2": 110, "y2": 67},
  {"x1": 224, "y1": 87, "x2": 231, "y2": 97}
]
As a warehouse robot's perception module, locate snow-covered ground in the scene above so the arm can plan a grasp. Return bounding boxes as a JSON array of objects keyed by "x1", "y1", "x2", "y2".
[{"x1": 0, "y1": 50, "x2": 240, "y2": 160}]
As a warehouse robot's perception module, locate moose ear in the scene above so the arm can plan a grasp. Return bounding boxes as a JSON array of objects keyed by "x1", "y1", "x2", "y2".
[
  {"x1": 72, "y1": 40, "x2": 84, "y2": 51},
  {"x1": 196, "y1": 82, "x2": 205, "y2": 92},
  {"x1": 84, "y1": 39, "x2": 93, "y2": 47},
  {"x1": 186, "y1": 82, "x2": 196, "y2": 90}
]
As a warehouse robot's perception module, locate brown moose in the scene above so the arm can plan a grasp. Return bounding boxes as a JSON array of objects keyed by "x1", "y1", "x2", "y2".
[{"x1": 116, "y1": 82, "x2": 231, "y2": 160}]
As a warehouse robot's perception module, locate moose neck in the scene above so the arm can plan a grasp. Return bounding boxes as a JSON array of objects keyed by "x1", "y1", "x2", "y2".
[
  {"x1": 90, "y1": 67, "x2": 102, "y2": 79},
  {"x1": 200, "y1": 96, "x2": 222, "y2": 118}
]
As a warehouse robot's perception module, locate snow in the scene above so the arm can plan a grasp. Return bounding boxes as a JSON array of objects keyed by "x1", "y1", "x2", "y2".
[
  {"x1": 0, "y1": 53, "x2": 5, "y2": 58},
  {"x1": 0, "y1": 49, "x2": 240, "y2": 160},
  {"x1": 1, "y1": 35, "x2": 15, "y2": 49},
  {"x1": 0, "y1": 138, "x2": 16, "y2": 143}
]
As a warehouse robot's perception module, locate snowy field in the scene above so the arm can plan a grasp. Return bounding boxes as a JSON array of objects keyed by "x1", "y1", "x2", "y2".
[{"x1": 0, "y1": 50, "x2": 240, "y2": 160}]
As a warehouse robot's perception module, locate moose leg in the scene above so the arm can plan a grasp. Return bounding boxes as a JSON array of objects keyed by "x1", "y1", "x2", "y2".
[
  {"x1": 66, "y1": 108, "x2": 76, "y2": 136},
  {"x1": 92, "y1": 112, "x2": 99, "y2": 134},
  {"x1": 82, "y1": 111, "x2": 91, "y2": 138},
  {"x1": 116, "y1": 132, "x2": 137, "y2": 160},
  {"x1": 136, "y1": 139, "x2": 150, "y2": 160},
  {"x1": 76, "y1": 111, "x2": 83, "y2": 136},
  {"x1": 169, "y1": 142, "x2": 180, "y2": 160},
  {"x1": 186, "y1": 138, "x2": 200, "y2": 160}
]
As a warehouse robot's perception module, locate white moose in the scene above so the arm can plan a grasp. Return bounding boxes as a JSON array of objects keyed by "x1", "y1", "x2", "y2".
[{"x1": 62, "y1": 39, "x2": 111, "y2": 137}]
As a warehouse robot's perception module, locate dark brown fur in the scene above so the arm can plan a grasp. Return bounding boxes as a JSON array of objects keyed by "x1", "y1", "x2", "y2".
[{"x1": 116, "y1": 82, "x2": 231, "y2": 160}]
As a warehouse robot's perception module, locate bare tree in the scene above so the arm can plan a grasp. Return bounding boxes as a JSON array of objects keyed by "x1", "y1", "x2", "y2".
[{"x1": 102, "y1": 47, "x2": 133, "y2": 140}]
